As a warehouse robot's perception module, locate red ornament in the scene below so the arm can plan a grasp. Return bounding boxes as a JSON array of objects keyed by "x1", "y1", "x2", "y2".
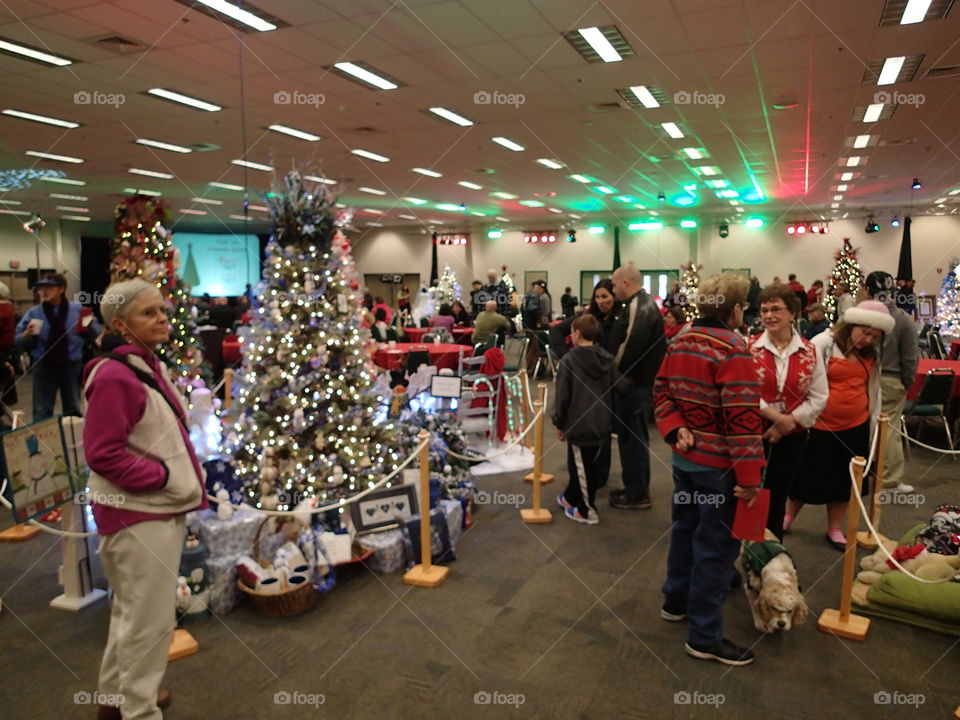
[
  {"x1": 349, "y1": 280, "x2": 359, "y2": 290},
  {"x1": 342, "y1": 242, "x2": 350, "y2": 251}
]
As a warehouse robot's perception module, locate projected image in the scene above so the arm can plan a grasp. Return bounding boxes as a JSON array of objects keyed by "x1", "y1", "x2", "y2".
[{"x1": 172, "y1": 233, "x2": 260, "y2": 297}]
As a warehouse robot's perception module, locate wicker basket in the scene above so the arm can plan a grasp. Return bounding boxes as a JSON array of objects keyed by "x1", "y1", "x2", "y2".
[{"x1": 237, "y1": 517, "x2": 318, "y2": 618}]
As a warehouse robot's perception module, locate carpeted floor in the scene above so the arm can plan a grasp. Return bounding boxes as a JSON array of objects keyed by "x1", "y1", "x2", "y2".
[{"x1": 1, "y1": 384, "x2": 957, "y2": 719}]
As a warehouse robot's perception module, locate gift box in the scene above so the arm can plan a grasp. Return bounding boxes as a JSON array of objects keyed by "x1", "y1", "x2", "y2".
[
  {"x1": 439, "y1": 499, "x2": 464, "y2": 545},
  {"x1": 204, "y1": 553, "x2": 243, "y2": 615},
  {"x1": 361, "y1": 529, "x2": 406, "y2": 574},
  {"x1": 198, "y1": 508, "x2": 262, "y2": 557}
]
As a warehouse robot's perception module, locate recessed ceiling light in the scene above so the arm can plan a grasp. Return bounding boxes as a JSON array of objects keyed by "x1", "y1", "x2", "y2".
[
  {"x1": 705, "y1": 179, "x2": 730, "y2": 188},
  {"x1": 361, "y1": 208, "x2": 384, "y2": 214},
  {"x1": 332, "y1": 61, "x2": 399, "y2": 90},
  {"x1": 0, "y1": 199, "x2": 21, "y2": 205},
  {"x1": 191, "y1": 197, "x2": 223, "y2": 205},
  {"x1": 568, "y1": 174, "x2": 593, "y2": 183},
  {"x1": 547, "y1": 208, "x2": 563, "y2": 214},
  {"x1": 846, "y1": 156, "x2": 862, "y2": 167},
  {"x1": 229, "y1": 214, "x2": 254, "y2": 221},
  {"x1": 411, "y1": 167, "x2": 442, "y2": 178},
  {"x1": 470, "y1": 211, "x2": 486, "y2": 217},
  {"x1": 147, "y1": 88, "x2": 222, "y2": 112},
  {"x1": 2, "y1": 109, "x2": 79, "y2": 128},
  {"x1": 492, "y1": 136, "x2": 525, "y2": 152},
  {"x1": 458, "y1": 181, "x2": 483, "y2": 190},
  {"x1": 427, "y1": 107, "x2": 473, "y2": 126},
  {"x1": 123, "y1": 187, "x2": 161, "y2": 196},
  {"x1": 185, "y1": 0, "x2": 277, "y2": 31},
  {"x1": 834, "y1": 194, "x2": 844, "y2": 201},
  {"x1": 129, "y1": 168, "x2": 174, "y2": 179},
  {"x1": 60, "y1": 215, "x2": 90, "y2": 222},
  {"x1": 359, "y1": 186, "x2": 386, "y2": 195},
  {"x1": 231, "y1": 159, "x2": 273, "y2": 171},
  {"x1": 853, "y1": 134, "x2": 871, "y2": 149},
  {"x1": 397, "y1": 213, "x2": 416, "y2": 220},
  {"x1": 863, "y1": 103, "x2": 884, "y2": 123},
  {"x1": 495, "y1": 216, "x2": 509, "y2": 222},
  {"x1": 403, "y1": 197, "x2": 427, "y2": 205},
  {"x1": 351, "y1": 149, "x2": 390, "y2": 163},
  {"x1": 661, "y1": 122, "x2": 684, "y2": 139},
  {"x1": 837, "y1": 184, "x2": 849, "y2": 191},
  {"x1": 0, "y1": 37, "x2": 73, "y2": 66},
  {"x1": 577, "y1": 26, "x2": 623, "y2": 63},
  {"x1": 901, "y1": 0, "x2": 933, "y2": 23},
  {"x1": 179, "y1": 209, "x2": 208, "y2": 215},
  {"x1": 40, "y1": 176, "x2": 86, "y2": 186},
  {"x1": 491, "y1": 191, "x2": 517, "y2": 199},
  {"x1": 136, "y1": 138, "x2": 192, "y2": 153},
  {"x1": 26, "y1": 150, "x2": 83, "y2": 164},
  {"x1": 568, "y1": 213, "x2": 581, "y2": 219},
  {"x1": 593, "y1": 186, "x2": 615, "y2": 194},
  {"x1": 367, "y1": 222, "x2": 384, "y2": 227},
  {"x1": 682, "y1": 148, "x2": 704, "y2": 160},
  {"x1": 629, "y1": 85, "x2": 660, "y2": 108},
  {"x1": 248, "y1": 205, "x2": 269, "y2": 212},
  {"x1": 948, "y1": 188, "x2": 960, "y2": 195},
  {"x1": 267, "y1": 124, "x2": 320, "y2": 141},
  {"x1": 831, "y1": 202, "x2": 841, "y2": 208},
  {"x1": 519, "y1": 200, "x2": 545, "y2": 207},
  {"x1": 877, "y1": 56, "x2": 906, "y2": 85},
  {"x1": 840, "y1": 172, "x2": 854, "y2": 181},
  {"x1": 0, "y1": 209, "x2": 29, "y2": 215},
  {"x1": 304, "y1": 175, "x2": 336, "y2": 185},
  {"x1": 208, "y1": 181, "x2": 244, "y2": 191},
  {"x1": 436, "y1": 203, "x2": 463, "y2": 211},
  {"x1": 696, "y1": 166, "x2": 720, "y2": 176},
  {"x1": 536, "y1": 159, "x2": 564, "y2": 169},
  {"x1": 55, "y1": 205, "x2": 88, "y2": 212},
  {"x1": 49, "y1": 193, "x2": 87, "y2": 201}
]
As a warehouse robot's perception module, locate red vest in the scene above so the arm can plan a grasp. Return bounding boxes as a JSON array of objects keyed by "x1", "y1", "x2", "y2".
[{"x1": 749, "y1": 335, "x2": 818, "y2": 429}]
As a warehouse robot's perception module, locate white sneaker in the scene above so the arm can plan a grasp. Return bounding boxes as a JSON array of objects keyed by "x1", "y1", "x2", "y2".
[{"x1": 892, "y1": 482, "x2": 915, "y2": 493}]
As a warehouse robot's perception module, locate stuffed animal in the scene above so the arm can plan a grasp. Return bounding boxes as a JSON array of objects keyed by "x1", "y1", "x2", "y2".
[
  {"x1": 858, "y1": 540, "x2": 960, "y2": 584},
  {"x1": 215, "y1": 488, "x2": 233, "y2": 521}
]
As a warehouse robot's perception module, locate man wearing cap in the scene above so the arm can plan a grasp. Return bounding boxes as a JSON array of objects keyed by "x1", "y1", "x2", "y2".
[
  {"x1": 16, "y1": 273, "x2": 100, "y2": 421},
  {"x1": 803, "y1": 303, "x2": 830, "y2": 340},
  {"x1": 864, "y1": 270, "x2": 919, "y2": 494}
]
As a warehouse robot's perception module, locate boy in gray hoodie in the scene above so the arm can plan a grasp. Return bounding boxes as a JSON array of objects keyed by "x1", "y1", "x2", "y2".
[{"x1": 553, "y1": 314, "x2": 620, "y2": 524}]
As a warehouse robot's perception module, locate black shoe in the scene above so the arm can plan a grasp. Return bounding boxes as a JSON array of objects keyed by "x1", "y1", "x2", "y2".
[
  {"x1": 609, "y1": 488, "x2": 626, "y2": 499},
  {"x1": 685, "y1": 639, "x2": 755, "y2": 666},
  {"x1": 825, "y1": 533, "x2": 846, "y2": 551},
  {"x1": 661, "y1": 604, "x2": 687, "y2": 622},
  {"x1": 610, "y1": 495, "x2": 652, "y2": 510}
]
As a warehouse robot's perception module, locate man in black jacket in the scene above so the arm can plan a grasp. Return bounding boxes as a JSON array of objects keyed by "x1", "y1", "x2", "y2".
[{"x1": 607, "y1": 264, "x2": 666, "y2": 509}]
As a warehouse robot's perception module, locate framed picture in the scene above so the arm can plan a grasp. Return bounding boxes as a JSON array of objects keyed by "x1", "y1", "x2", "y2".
[
  {"x1": 723, "y1": 268, "x2": 751, "y2": 280},
  {"x1": 431, "y1": 374, "x2": 462, "y2": 398},
  {"x1": 350, "y1": 485, "x2": 419, "y2": 534},
  {"x1": 917, "y1": 295, "x2": 935, "y2": 320},
  {"x1": 0, "y1": 417, "x2": 74, "y2": 523}
]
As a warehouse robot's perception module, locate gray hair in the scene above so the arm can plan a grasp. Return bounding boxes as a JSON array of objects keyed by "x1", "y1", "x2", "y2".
[
  {"x1": 0, "y1": 281, "x2": 10, "y2": 300},
  {"x1": 100, "y1": 279, "x2": 162, "y2": 326}
]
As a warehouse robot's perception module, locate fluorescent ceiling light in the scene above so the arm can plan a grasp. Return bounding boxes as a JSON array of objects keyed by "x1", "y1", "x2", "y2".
[
  {"x1": 458, "y1": 181, "x2": 483, "y2": 190},
  {"x1": 129, "y1": 168, "x2": 173, "y2": 179},
  {"x1": 123, "y1": 187, "x2": 161, "y2": 196},
  {"x1": 0, "y1": 209, "x2": 28, "y2": 215},
  {"x1": 191, "y1": 197, "x2": 223, "y2": 205},
  {"x1": 367, "y1": 222, "x2": 383, "y2": 227},
  {"x1": 55, "y1": 205, "x2": 88, "y2": 212},
  {"x1": 0, "y1": 199, "x2": 22, "y2": 205},
  {"x1": 359, "y1": 186, "x2": 386, "y2": 195},
  {"x1": 471, "y1": 211, "x2": 486, "y2": 217},
  {"x1": 682, "y1": 148, "x2": 703, "y2": 160},
  {"x1": 351, "y1": 148, "x2": 390, "y2": 162},
  {"x1": 519, "y1": 200, "x2": 544, "y2": 207},
  {"x1": 26, "y1": 150, "x2": 83, "y2": 164},
  {"x1": 705, "y1": 179, "x2": 730, "y2": 188},
  {"x1": 661, "y1": 122, "x2": 684, "y2": 139},
  {"x1": 569, "y1": 174, "x2": 592, "y2": 183},
  {"x1": 837, "y1": 184, "x2": 849, "y2": 191},
  {"x1": 231, "y1": 159, "x2": 273, "y2": 171},
  {"x1": 267, "y1": 124, "x2": 320, "y2": 141},
  {"x1": 877, "y1": 56, "x2": 906, "y2": 86},
  {"x1": 491, "y1": 191, "x2": 517, "y2": 199},
  {"x1": 40, "y1": 176, "x2": 85, "y2": 186},
  {"x1": 333, "y1": 62, "x2": 398, "y2": 90},
  {"x1": 853, "y1": 134, "x2": 871, "y2": 149},
  {"x1": 840, "y1": 172, "x2": 854, "y2": 181},
  {"x1": 629, "y1": 85, "x2": 659, "y2": 108},
  {"x1": 192, "y1": 0, "x2": 276, "y2": 31},
  {"x1": 208, "y1": 181, "x2": 244, "y2": 191},
  {"x1": 248, "y1": 205, "x2": 269, "y2": 212},
  {"x1": 147, "y1": 88, "x2": 221, "y2": 112},
  {"x1": 547, "y1": 208, "x2": 563, "y2": 214},
  {"x1": 229, "y1": 214, "x2": 254, "y2": 221},
  {"x1": 949, "y1": 188, "x2": 960, "y2": 195},
  {"x1": 536, "y1": 159, "x2": 564, "y2": 169},
  {"x1": 863, "y1": 103, "x2": 884, "y2": 123},
  {"x1": 568, "y1": 213, "x2": 581, "y2": 219},
  {"x1": 628, "y1": 221, "x2": 663, "y2": 230},
  {"x1": 593, "y1": 186, "x2": 615, "y2": 194},
  {"x1": 846, "y1": 156, "x2": 862, "y2": 167},
  {"x1": 361, "y1": 208, "x2": 383, "y2": 214},
  {"x1": 436, "y1": 203, "x2": 463, "y2": 211},
  {"x1": 412, "y1": 167, "x2": 442, "y2": 177},
  {"x1": 834, "y1": 195, "x2": 844, "y2": 201},
  {"x1": 0, "y1": 38, "x2": 72, "y2": 66},
  {"x1": 304, "y1": 175, "x2": 336, "y2": 185},
  {"x1": 495, "y1": 216, "x2": 509, "y2": 222},
  {"x1": 2, "y1": 109, "x2": 79, "y2": 128},
  {"x1": 428, "y1": 107, "x2": 473, "y2": 126},
  {"x1": 137, "y1": 138, "x2": 192, "y2": 153},
  {"x1": 49, "y1": 193, "x2": 87, "y2": 201},
  {"x1": 578, "y1": 27, "x2": 622, "y2": 62},
  {"x1": 179, "y1": 209, "x2": 207, "y2": 215},
  {"x1": 901, "y1": 0, "x2": 933, "y2": 25},
  {"x1": 615, "y1": 195, "x2": 636, "y2": 203},
  {"x1": 397, "y1": 214, "x2": 416, "y2": 220},
  {"x1": 696, "y1": 166, "x2": 720, "y2": 176},
  {"x1": 831, "y1": 202, "x2": 840, "y2": 208},
  {"x1": 492, "y1": 136, "x2": 525, "y2": 152},
  {"x1": 60, "y1": 215, "x2": 90, "y2": 221},
  {"x1": 404, "y1": 197, "x2": 427, "y2": 205}
]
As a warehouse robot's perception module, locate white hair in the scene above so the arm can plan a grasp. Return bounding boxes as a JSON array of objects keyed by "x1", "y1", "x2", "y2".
[{"x1": 100, "y1": 279, "x2": 162, "y2": 326}]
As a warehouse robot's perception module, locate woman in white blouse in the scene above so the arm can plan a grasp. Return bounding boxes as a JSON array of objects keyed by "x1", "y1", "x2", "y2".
[{"x1": 748, "y1": 284, "x2": 828, "y2": 540}]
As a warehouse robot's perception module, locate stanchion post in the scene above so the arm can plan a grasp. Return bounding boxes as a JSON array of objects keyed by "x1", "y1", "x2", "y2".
[
  {"x1": 222, "y1": 368, "x2": 234, "y2": 410},
  {"x1": 518, "y1": 368, "x2": 534, "y2": 450},
  {"x1": 858, "y1": 414, "x2": 890, "y2": 549},
  {"x1": 817, "y1": 456, "x2": 871, "y2": 641},
  {"x1": 521, "y1": 384, "x2": 554, "y2": 523},
  {"x1": 403, "y1": 430, "x2": 449, "y2": 588}
]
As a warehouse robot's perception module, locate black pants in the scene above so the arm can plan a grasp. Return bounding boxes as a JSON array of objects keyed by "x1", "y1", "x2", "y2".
[
  {"x1": 613, "y1": 385, "x2": 653, "y2": 501},
  {"x1": 763, "y1": 431, "x2": 807, "y2": 540},
  {"x1": 564, "y1": 443, "x2": 603, "y2": 517}
]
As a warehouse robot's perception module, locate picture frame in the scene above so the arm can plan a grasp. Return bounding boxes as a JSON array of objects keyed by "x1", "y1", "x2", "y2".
[
  {"x1": 350, "y1": 485, "x2": 419, "y2": 534},
  {"x1": 917, "y1": 295, "x2": 935, "y2": 320},
  {"x1": 0, "y1": 417, "x2": 74, "y2": 523},
  {"x1": 430, "y1": 374, "x2": 462, "y2": 398}
]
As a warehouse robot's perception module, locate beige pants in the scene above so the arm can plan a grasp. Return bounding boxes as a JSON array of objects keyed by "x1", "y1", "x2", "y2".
[
  {"x1": 879, "y1": 376, "x2": 907, "y2": 488},
  {"x1": 99, "y1": 516, "x2": 185, "y2": 720}
]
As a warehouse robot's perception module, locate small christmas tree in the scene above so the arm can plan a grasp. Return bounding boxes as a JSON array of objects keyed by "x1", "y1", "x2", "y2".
[
  {"x1": 678, "y1": 261, "x2": 700, "y2": 320},
  {"x1": 223, "y1": 172, "x2": 403, "y2": 510},
  {"x1": 935, "y1": 259, "x2": 960, "y2": 338},
  {"x1": 824, "y1": 238, "x2": 864, "y2": 320},
  {"x1": 434, "y1": 264, "x2": 461, "y2": 308}
]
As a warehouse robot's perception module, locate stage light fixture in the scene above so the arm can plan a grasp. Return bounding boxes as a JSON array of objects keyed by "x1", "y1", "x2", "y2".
[
  {"x1": 567, "y1": 228, "x2": 577, "y2": 243},
  {"x1": 718, "y1": 222, "x2": 729, "y2": 238},
  {"x1": 891, "y1": 216, "x2": 900, "y2": 228},
  {"x1": 865, "y1": 215, "x2": 879, "y2": 233},
  {"x1": 911, "y1": 178, "x2": 922, "y2": 190},
  {"x1": 657, "y1": 191, "x2": 665, "y2": 202}
]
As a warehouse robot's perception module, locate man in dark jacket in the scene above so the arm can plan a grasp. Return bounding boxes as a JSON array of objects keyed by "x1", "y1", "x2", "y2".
[
  {"x1": 479, "y1": 269, "x2": 513, "y2": 317},
  {"x1": 553, "y1": 314, "x2": 619, "y2": 524},
  {"x1": 606, "y1": 264, "x2": 667, "y2": 509},
  {"x1": 560, "y1": 287, "x2": 578, "y2": 317}
]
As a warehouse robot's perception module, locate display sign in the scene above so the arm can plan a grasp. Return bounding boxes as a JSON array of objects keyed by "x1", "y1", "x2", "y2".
[
  {"x1": 431, "y1": 375, "x2": 462, "y2": 398},
  {"x1": 1, "y1": 417, "x2": 74, "y2": 522},
  {"x1": 379, "y1": 274, "x2": 403, "y2": 284}
]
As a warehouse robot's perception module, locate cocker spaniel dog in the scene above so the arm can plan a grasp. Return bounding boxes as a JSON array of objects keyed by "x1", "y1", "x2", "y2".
[{"x1": 736, "y1": 530, "x2": 808, "y2": 633}]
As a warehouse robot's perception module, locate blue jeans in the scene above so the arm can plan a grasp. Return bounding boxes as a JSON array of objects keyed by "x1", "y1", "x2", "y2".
[
  {"x1": 662, "y1": 466, "x2": 739, "y2": 647},
  {"x1": 613, "y1": 385, "x2": 652, "y2": 501},
  {"x1": 32, "y1": 361, "x2": 83, "y2": 421}
]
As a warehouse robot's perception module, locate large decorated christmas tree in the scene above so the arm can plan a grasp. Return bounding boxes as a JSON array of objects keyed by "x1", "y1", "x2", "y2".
[
  {"x1": 678, "y1": 261, "x2": 700, "y2": 320},
  {"x1": 223, "y1": 172, "x2": 403, "y2": 510},
  {"x1": 824, "y1": 238, "x2": 863, "y2": 320},
  {"x1": 434, "y1": 264, "x2": 461, "y2": 308},
  {"x1": 934, "y1": 259, "x2": 960, "y2": 338},
  {"x1": 110, "y1": 194, "x2": 204, "y2": 390}
]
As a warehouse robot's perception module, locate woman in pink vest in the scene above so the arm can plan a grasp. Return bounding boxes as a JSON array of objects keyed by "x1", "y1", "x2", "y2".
[{"x1": 748, "y1": 284, "x2": 828, "y2": 539}]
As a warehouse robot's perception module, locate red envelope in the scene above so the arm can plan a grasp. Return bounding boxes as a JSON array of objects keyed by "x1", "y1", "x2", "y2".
[{"x1": 731, "y1": 489, "x2": 770, "y2": 542}]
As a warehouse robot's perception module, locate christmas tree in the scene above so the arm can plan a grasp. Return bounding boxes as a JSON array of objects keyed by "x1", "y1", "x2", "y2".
[
  {"x1": 935, "y1": 259, "x2": 960, "y2": 338},
  {"x1": 678, "y1": 261, "x2": 700, "y2": 320},
  {"x1": 223, "y1": 172, "x2": 403, "y2": 510},
  {"x1": 824, "y1": 238, "x2": 864, "y2": 320},
  {"x1": 110, "y1": 194, "x2": 204, "y2": 390},
  {"x1": 434, "y1": 264, "x2": 461, "y2": 308}
]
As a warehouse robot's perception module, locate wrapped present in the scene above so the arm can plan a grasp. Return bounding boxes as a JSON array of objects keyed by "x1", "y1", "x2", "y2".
[
  {"x1": 361, "y1": 529, "x2": 406, "y2": 574},
  {"x1": 404, "y1": 509, "x2": 455, "y2": 565},
  {"x1": 439, "y1": 499, "x2": 464, "y2": 545},
  {"x1": 320, "y1": 531, "x2": 353, "y2": 565},
  {"x1": 198, "y1": 508, "x2": 262, "y2": 557},
  {"x1": 204, "y1": 553, "x2": 243, "y2": 615}
]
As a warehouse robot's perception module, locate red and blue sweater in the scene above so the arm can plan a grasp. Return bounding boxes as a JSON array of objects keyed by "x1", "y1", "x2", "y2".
[{"x1": 654, "y1": 320, "x2": 765, "y2": 487}]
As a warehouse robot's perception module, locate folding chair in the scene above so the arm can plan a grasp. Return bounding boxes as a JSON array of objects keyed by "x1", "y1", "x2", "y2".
[
  {"x1": 405, "y1": 348, "x2": 430, "y2": 375},
  {"x1": 928, "y1": 330, "x2": 946, "y2": 361},
  {"x1": 459, "y1": 348, "x2": 503, "y2": 444},
  {"x1": 902, "y1": 368, "x2": 956, "y2": 459},
  {"x1": 917, "y1": 323, "x2": 932, "y2": 357},
  {"x1": 528, "y1": 329, "x2": 557, "y2": 379}
]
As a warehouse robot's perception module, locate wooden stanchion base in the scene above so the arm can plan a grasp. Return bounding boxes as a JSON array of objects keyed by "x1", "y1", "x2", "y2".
[
  {"x1": 520, "y1": 508, "x2": 552, "y2": 524},
  {"x1": 817, "y1": 609, "x2": 870, "y2": 641},
  {"x1": 523, "y1": 472, "x2": 555, "y2": 485},
  {"x1": 856, "y1": 530, "x2": 890, "y2": 550},
  {"x1": 0, "y1": 524, "x2": 41, "y2": 542},
  {"x1": 954, "y1": 704, "x2": 959, "y2": 720},
  {"x1": 403, "y1": 564, "x2": 449, "y2": 588},
  {"x1": 169, "y1": 629, "x2": 199, "y2": 661}
]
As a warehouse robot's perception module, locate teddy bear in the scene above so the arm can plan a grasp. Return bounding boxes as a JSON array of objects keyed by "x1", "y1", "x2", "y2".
[{"x1": 858, "y1": 539, "x2": 960, "y2": 585}]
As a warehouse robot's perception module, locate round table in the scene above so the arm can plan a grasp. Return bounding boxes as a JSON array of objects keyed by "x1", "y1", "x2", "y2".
[
  {"x1": 373, "y1": 343, "x2": 465, "y2": 371},
  {"x1": 403, "y1": 326, "x2": 474, "y2": 345}
]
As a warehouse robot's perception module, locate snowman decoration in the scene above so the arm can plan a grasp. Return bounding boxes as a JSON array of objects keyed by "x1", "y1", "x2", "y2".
[{"x1": 188, "y1": 388, "x2": 222, "y2": 461}]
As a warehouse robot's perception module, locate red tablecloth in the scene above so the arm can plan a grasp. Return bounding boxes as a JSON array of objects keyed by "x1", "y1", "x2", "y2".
[
  {"x1": 403, "y1": 326, "x2": 473, "y2": 345},
  {"x1": 949, "y1": 340, "x2": 960, "y2": 361},
  {"x1": 373, "y1": 343, "x2": 465, "y2": 371},
  {"x1": 906, "y1": 359, "x2": 960, "y2": 401}
]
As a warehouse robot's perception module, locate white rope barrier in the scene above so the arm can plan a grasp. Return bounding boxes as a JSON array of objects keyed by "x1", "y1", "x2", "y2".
[
  {"x1": 444, "y1": 397, "x2": 546, "y2": 462},
  {"x1": 0, "y1": 479, "x2": 98, "y2": 538},
  {"x1": 890, "y1": 422, "x2": 960, "y2": 454}
]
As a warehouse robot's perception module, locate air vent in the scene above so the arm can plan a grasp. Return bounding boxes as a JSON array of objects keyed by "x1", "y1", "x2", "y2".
[
  {"x1": 94, "y1": 35, "x2": 145, "y2": 53},
  {"x1": 861, "y1": 54, "x2": 924, "y2": 85},
  {"x1": 927, "y1": 64, "x2": 960, "y2": 78},
  {"x1": 563, "y1": 25, "x2": 635, "y2": 63},
  {"x1": 346, "y1": 126, "x2": 379, "y2": 133},
  {"x1": 587, "y1": 102, "x2": 624, "y2": 113},
  {"x1": 879, "y1": 0, "x2": 954, "y2": 26},
  {"x1": 878, "y1": 138, "x2": 917, "y2": 146},
  {"x1": 188, "y1": 143, "x2": 221, "y2": 152},
  {"x1": 471, "y1": 168, "x2": 496, "y2": 174}
]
